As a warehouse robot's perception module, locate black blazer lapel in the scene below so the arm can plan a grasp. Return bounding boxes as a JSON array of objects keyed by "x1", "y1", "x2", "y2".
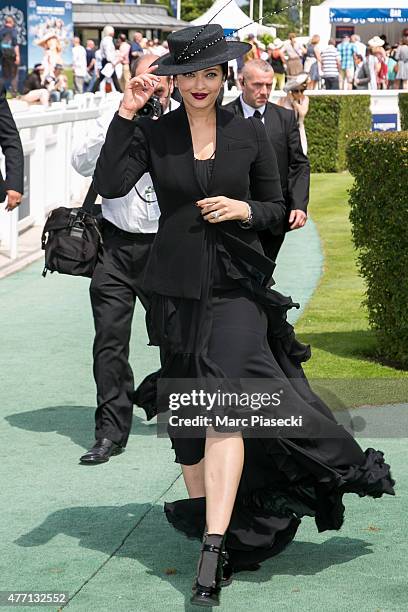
[
  {"x1": 234, "y1": 96, "x2": 244, "y2": 118},
  {"x1": 209, "y1": 104, "x2": 236, "y2": 196},
  {"x1": 168, "y1": 103, "x2": 205, "y2": 197},
  {"x1": 263, "y1": 103, "x2": 276, "y2": 141}
]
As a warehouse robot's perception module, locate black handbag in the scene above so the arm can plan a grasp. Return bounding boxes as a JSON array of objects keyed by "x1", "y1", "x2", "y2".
[{"x1": 41, "y1": 182, "x2": 102, "y2": 278}]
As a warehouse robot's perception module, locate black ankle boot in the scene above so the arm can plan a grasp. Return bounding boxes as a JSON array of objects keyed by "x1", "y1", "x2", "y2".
[
  {"x1": 190, "y1": 532, "x2": 226, "y2": 607},
  {"x1": 191, "y1": 547, "x2": 233, "y2": 591}
]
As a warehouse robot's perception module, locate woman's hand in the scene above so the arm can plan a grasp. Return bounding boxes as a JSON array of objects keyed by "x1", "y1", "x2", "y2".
[
  {"x1": 118, "y1": 65, "x2": 160, "y2": 120},
  {"x1": 196, "y1": 196, "x2": 249, "y2": 223}
]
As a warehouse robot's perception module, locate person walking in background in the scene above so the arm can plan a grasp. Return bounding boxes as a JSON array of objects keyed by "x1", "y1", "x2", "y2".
[
  {"x1": 303, "y1": 34, "x2": 321, "y2": 89},
  {"x1": 267, "y1": 38, "x2": 286, "y2": 90},
  {"x1": 369, "y1": 37, "x2": 388, "y2": 90},
  {"x1": 283, "y1": 32, "x2": 305, "y2": 77},
  {"x1": 277, "y1": 73, "x2": 309, "y2": 156},
  {"x1": 91, "y1": 25, "x2": 122, "y2": 94},
  {"x1": 118, "y1": 33, "x2": 131, "y2": 92},
  {"x1": 337, "y1": 35, "x2": 357, "y2": 90},
  {"x1": 72, "y1": 36, "x2": 87, "y2": 94},
  {"x1": 84, "y1": 40, "x2": 97, "y2": 92},
  {"x1": 320, "y1": 39, "x2": 341, "y2": 90},
  {"x1": 129, "y1": 31, "x2": 144, "y2": 75},
  {"x1": 0, "y1": 16, "x2": 20, "y2": 96},
  {"x1": 386, "y1": 45, "x2": 398, "y2": 89},
  {"x1": 0, "y1": 80, "x2": 23, "y2": 210},
  {"x1": 224, "y1": 59, "x2": 309, "y2": 263},
  {"x1": 244, "y1": 33, "x2": 260, "y2": 62},
  {"x1": 72, "y1": 54, "x2": 178, "y2": 465},
  {"x1": 353, "y1": 54, "x2": 370, "y2": 90},
  {"x1": 367, "y1": 37, "x2": 382, "y2": 90},
  {"x1": 351, "y1": 34, "x2": 366, "y2": 60},
  {"x1": 395, "y1": 35, "x2": 408, "y2": 89}
]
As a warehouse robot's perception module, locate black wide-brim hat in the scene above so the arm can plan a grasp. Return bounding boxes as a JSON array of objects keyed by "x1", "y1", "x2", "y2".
[{"x1": 152, "y1": 24, "x2": 251, "y2": 76}]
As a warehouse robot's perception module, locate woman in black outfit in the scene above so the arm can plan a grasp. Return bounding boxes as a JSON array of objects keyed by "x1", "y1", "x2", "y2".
[{"x1": 93, "y1": 24, "x2": 395, "y2": 608}]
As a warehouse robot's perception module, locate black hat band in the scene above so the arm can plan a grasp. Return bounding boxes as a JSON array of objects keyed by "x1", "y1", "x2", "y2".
[{"x1": 175, "y1": 34, "x2": 227, "y2": 64}]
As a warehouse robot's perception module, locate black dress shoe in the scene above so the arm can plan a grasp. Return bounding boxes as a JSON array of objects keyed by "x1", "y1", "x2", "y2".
[{"x1": 79, "y1": 438, "x2": 124, "y2": 464}]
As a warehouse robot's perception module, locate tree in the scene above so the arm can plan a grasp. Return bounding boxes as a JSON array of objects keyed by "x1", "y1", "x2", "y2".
[{"x1": 180, "y1": 0, "x2": 214, "y2": 22}]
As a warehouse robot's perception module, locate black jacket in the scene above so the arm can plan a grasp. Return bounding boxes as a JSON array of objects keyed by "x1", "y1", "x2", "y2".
[
  {"x1": 93, "y1": 103, "x2": 286, "y2": 299},
  {"x1": 223, "y1": 97, "x2": 310, "y2": 213},
  {"x1": 0, "y1": 85, "x2": 24, "y2": 202}
]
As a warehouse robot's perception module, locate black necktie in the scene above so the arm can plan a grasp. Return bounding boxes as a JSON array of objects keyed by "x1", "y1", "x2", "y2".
[{"x1": 253, "y1": 110, "x2": 263, "y2": 120}]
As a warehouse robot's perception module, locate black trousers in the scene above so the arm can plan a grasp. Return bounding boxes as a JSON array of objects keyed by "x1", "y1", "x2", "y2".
[
  {"x1": 324, "y1": 76, "x2": 340, "y2": 90},
  {"x1": 91, "y1": 59, "x2": 123, "y2": 94},
  {"x1": 89, "y1": 221, "x2": 155, "y2": 446}
]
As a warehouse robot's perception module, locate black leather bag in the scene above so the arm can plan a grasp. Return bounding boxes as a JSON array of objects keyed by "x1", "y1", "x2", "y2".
[{"x1": 41, "y1": 183, "x2": 102, "y2": 278}]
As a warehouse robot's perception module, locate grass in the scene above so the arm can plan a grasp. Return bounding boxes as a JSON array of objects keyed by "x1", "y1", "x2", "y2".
[{"x1": 297, "y1": 172, "x2": 408, "y2": 407}]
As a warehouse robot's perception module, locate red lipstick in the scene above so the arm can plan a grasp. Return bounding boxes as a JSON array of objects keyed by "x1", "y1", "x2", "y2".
[{"x1": 192, "y1": 93, "x2": 208, "y2": 100}]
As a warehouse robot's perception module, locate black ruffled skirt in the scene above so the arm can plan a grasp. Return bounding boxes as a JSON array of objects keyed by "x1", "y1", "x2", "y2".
[{"x1": 134, "y1": 231, "x2": 396, "y2": 572}]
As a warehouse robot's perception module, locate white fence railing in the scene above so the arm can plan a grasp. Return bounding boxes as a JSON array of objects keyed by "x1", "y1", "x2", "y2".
[{"x1": 0, "y1": 92, "x2": 122, "y2": 261}]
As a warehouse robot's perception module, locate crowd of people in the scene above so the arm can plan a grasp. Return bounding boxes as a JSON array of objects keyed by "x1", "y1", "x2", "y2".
[
  {"x1": 2, "y1": 12, "x2": 408, "y2": 109},
  {"x1": 235, "y1": 29, "x2": 408, "y2": 92}
]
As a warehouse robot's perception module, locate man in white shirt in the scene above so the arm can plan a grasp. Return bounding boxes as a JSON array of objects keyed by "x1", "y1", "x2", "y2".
[
  {"x1": 91, "y1": 25, "x2": 122, "y2": 93},
  {"x1": 72, "y1": 54, "x2": 179, "y2": 464},
  {"x1": 72, "y1": 36, "x2": 87, "y2": 94}
]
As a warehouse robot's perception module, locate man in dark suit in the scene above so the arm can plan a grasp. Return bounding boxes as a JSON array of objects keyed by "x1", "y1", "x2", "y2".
[
  {"x1": 224, "y1": 59, "x2": 310, "y2": 261},
  {"x1": 0, "y1": 79, "x2": 24, "y2": 210}
]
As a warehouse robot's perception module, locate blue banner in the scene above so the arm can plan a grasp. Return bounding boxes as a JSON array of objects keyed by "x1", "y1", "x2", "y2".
[
  {"x1": 27, "y1": 0, "x2": 73, "y2": 70},
  {"x1": 372, "y1": 113, "x2": 398, "y2": 132},
  {"x1": 330, "y1": 8, "x2": 408, "y2": 24}
]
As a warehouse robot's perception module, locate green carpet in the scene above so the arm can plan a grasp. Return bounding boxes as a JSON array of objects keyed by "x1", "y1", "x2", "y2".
[{"x1": 0, "y1": 199, "x2": 406, "y2": 611}]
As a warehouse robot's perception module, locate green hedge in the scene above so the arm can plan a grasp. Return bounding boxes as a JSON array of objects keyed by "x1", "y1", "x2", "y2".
[
  {"x1": 399, "y1": 93, "x2": 408, "y2": 131},
  {"x1": 305, "y1": 95, "x2": 371, "y2": 173},
  {"x1": 346, "y1": 131, "x2": 408, "y2": 368}
]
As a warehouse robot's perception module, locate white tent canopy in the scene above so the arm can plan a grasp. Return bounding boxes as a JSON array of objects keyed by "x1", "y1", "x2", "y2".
[
  {"x1": 191, "y1": 0, "x2": 276, "y2": 40},
  {"x1": 309, "y1": 0, "x2": 408, "y2": 46}
]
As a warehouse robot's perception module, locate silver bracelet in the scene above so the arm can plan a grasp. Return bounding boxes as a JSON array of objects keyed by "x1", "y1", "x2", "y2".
[{"x1": 239, "y1": 203, "x2": 253, "y2": 228}]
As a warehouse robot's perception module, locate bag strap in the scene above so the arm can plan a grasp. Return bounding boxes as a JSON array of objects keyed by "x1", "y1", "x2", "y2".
[{"x1": 81, "y1": 181, "x2": 98, "y2": 214}]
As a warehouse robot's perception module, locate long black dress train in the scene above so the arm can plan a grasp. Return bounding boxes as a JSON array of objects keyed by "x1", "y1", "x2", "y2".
[{"x1": 135, "y1": 156, "x2": 396, "y2": 572}]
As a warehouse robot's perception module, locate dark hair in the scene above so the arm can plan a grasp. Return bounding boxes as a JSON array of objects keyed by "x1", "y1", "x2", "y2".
[
  {"x1": 221, "y1": 62, "x2": 228, "y2": 80},
  {"x1": 355, "y1": 54, "x2": 363, "y2": 61}
]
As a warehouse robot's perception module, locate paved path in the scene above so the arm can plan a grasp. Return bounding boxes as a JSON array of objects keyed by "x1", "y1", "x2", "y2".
[{"x1": 0, "y1": 219, "x2": 405, "y2": 612}]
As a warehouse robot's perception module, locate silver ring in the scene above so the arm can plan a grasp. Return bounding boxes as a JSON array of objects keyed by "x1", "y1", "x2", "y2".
[{"x1": 211, "y1": 211, "x2": 220, "y2": 219}]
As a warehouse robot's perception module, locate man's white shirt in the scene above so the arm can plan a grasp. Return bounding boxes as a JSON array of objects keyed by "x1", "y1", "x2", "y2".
[
  {"x1": 72, "y1": 45, "x2": 87, "y2": 77},
  {"x1": 240, "y1": 94, "x2": 266, "y2": 124},
  {"x1": 71, "y1": 98, "x2": 180, "y2": 233}
]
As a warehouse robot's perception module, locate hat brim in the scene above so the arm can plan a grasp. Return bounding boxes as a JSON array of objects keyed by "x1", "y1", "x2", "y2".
[{"x1": 151, "y1": 41, "x2": 251, "y2": 76}]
